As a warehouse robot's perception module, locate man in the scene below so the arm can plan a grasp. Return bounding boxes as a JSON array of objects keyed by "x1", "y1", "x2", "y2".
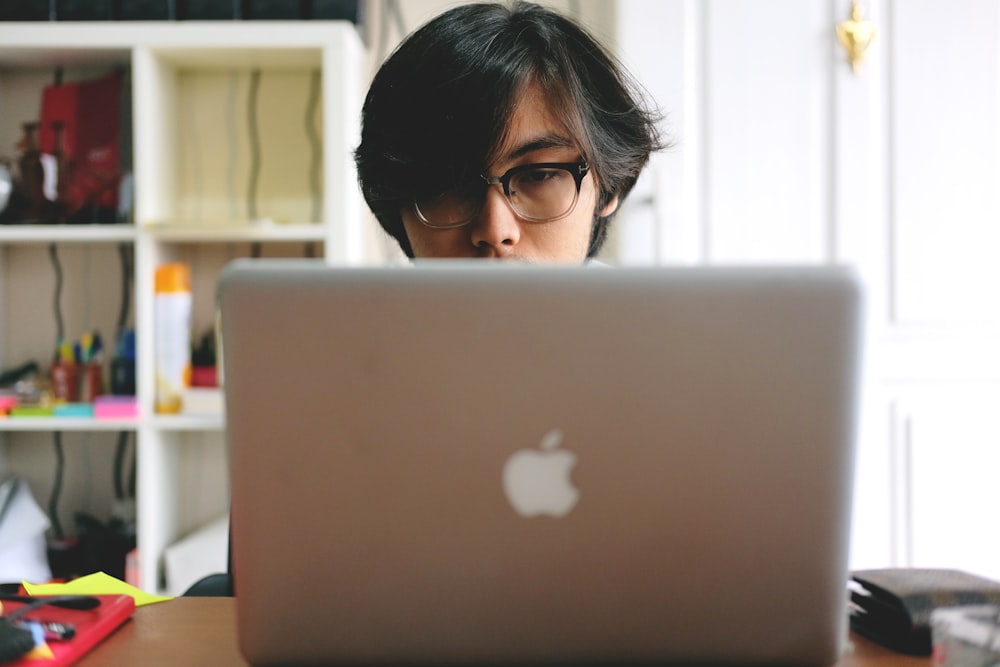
[{"x1": 354, "y1": 1, "x2": 664, "y2": 263}]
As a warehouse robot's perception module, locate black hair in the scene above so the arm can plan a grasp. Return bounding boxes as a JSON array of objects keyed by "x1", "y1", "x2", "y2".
[{"x1": 354, "y1": 1, "x2": 664, "y2": 258}]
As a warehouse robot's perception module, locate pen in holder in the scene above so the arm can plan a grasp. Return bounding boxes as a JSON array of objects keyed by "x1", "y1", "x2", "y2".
[{"x1": 50, "y1": 331, "x2": 108, "y2": 404}]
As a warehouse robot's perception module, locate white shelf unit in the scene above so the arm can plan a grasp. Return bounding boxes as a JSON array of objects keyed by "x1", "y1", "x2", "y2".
[{"x1": 0, "y1": 21, "x2": 364, "y2": 593}]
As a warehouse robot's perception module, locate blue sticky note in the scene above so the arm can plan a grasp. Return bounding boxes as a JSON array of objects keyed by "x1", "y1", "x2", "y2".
[{"x1": 54, "y1": 403, "x2": 95, "y2": 418}]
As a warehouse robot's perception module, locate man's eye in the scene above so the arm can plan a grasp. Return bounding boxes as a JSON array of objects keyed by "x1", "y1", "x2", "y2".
[{"x1": 521, "y1": 169, "x2": 560, "y2": 183}]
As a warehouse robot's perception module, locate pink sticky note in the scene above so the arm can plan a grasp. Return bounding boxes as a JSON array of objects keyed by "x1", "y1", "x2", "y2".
[{"x1": 94, "y1": 395, "x2": 139, "y2": 419}]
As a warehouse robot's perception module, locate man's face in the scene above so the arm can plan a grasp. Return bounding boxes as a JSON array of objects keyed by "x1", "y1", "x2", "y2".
[{"x1": 399, "y1": 84, "x2": 618, "y2": 263}]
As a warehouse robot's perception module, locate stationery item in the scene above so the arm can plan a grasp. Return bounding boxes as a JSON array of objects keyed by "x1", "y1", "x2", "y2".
[
  {"x1": 79, "y1": 333, "x2": 93, "y2": 361},
  {"x1": 78, "y1": 363, "x2": 103, "y2": 403},
  {"x1": 23, "y1": 571, "x2": 171, "y2": 608},
  {"x1": 219, "y1": 261, "x2": 863, "y2": 667},
  {"x1": 93, "y1": 396, "x2": 138, "y2": 420},
  {"x1": 8, "y1": 406, "x2": 54, "y2": 418},
  {"x1": 154, "y1": 263, "x2": 192, "y2": 414},
  {"x1": 53, "y1": 403, "x2": 94, "y2": 418},
  {"x1": 0, "y1": 595, "x2": 98, "y2": 610},
  {"x1": 0, "y1": 594, "x2": 135, "y2": 666},
  {"x1": 849, "y1": 568, "x2": 1000, "y2": 656},
  {"x1": 46, "y1": 332, "x2": 107, "y2": 404},
  {"x1": 50, "y1": 362, "x2": 79, "y2": 402}
]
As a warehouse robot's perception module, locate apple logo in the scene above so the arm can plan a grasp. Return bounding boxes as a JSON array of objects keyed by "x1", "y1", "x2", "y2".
[{"x1": 502, "y1": 429, "x2": 579, "y2": 517}]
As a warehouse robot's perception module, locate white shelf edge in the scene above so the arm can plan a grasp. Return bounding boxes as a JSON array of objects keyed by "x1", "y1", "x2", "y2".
[
  {"x1": 0, "y1": 225, "x2": 137, "y2": 244},
  {"x1": 0, "y1": 415, "x2": 226, "y2": 432},
  {"x1": 149, "y1": 415, "x2": 226, "y2": 431},
  {"x1": 143, "y1": 222, "x2": 325, "y2": 243},
  {"x1": 0, "y1": 417, "x2": 139, "y2": 432}
]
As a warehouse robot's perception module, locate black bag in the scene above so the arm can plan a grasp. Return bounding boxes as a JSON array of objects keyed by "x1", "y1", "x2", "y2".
[{"x1": 849, "y1": 568, "x2": 1000, "y2": 656}]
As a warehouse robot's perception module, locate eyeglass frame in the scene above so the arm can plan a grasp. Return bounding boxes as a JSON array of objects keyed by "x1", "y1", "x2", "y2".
[{"x1": 412, "y1": 160, "x2": 591, "y2": 229}]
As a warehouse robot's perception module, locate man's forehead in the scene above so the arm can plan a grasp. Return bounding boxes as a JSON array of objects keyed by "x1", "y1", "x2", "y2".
[
  {"x1": 501, "y1": 134, "x2": 578, "y2": 162},
  {"x1": 491, "y1": 85, "x2": 582, "y2": 166}
]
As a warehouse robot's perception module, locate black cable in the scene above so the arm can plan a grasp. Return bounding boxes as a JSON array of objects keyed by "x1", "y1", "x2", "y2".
[
  {"x1": 0, "y1": 594, "x2": 100, "y2": 612},
  {"x1": 116, "y1": 242, "x2": 133, "y2": 337},
  {"x1": 112, "y1": 242, "x2": 133, "y2": 505},
  {"x1": 48, "y1": 241, "x2": 66, "y2": 542},
  {"x1": 127, "y1": 436, "x2": 136, "y2": 498},
  {"x1": 247, "y1": 68, "x2": 262, "y2": 260},
  {"x1": 113, "y1": 431, "x2": 128, "y2": 501},
  {"x1": 305, "y1": 69, "x2": 322, "y2": 224},
  {"x1": 304, "y1": 67, "x2": 322, "y2": 260},
  {"x1": 247, "y1": 69, "x2": 261, "y2": 222},
  {"x1": 49, "y1": 432, "x2": 65, "y2": 540},
  {"x1": 48, "y1": 243, "x2": 64, "y2": 343},
  {"x1": 115, "y1": 431, "x2": 136, "y2": 501}
]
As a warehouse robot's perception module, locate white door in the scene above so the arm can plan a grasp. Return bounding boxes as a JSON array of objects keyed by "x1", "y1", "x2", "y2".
[{"x1": 615, "y1": 0, "x2": 1000, "y2": 578}]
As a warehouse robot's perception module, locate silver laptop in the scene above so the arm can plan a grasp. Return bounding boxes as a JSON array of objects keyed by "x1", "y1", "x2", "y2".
[{"x1": 218, "y1": 260, "x2": 863, "y2": 666}]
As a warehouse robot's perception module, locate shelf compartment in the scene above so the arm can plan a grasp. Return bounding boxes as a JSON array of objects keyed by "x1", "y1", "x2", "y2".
[
  {"x1": 134, "y1": 47, "x2": 327, "y2": 234},
  {"x1": 0, "y1": 53, "x2": 134, "y2": 228}
]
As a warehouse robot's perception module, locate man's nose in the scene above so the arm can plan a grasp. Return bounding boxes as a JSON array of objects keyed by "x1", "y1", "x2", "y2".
[{"x1": 469, "y1": 185, "x2": 521, "y2": 256}]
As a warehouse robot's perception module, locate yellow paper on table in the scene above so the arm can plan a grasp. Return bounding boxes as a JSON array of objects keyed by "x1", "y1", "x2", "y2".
[{"x1": 23, "y1": 571, "x2": 173, "y2": 607}]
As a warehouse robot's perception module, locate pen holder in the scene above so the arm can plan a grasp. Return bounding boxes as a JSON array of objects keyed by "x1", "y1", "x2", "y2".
[
  {"x1": 51, "y1": 362, "x2": 79, "y2": 402},
  {"x1": 80, "y1": 362, "x2": 104, "y2": 402}
]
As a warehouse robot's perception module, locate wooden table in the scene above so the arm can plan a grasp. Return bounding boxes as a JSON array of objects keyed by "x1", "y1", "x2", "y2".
[{"x1": 77, "y1": 598, "x2": 932, "y2": 666}]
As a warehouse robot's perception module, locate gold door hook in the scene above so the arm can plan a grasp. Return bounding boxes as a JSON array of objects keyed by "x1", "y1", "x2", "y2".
[{"x1": 837, "y1": 0, "x2": 876, "y2": 74}]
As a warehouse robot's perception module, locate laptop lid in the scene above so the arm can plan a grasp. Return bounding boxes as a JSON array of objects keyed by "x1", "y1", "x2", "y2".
[{"x1": 218, "y1": 261, "x2": 863, "y2": 666}]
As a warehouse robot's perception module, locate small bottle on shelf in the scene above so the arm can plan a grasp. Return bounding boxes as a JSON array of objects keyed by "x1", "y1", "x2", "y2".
[{"x1": 154, "y1": 263, "x2": 192, "y2": 414}]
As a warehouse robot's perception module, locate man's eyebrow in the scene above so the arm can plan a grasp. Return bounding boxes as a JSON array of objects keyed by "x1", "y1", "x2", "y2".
[{"x1": 504, "y1": 134, "x2": 577, "y2": 162}]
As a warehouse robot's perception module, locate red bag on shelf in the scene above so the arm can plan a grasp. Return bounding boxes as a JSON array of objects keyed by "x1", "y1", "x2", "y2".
[{"x1": 38, "y1": 71, "x2": 122, "y2": 221}]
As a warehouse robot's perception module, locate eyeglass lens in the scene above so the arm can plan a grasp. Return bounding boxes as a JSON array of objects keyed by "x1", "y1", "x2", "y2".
[{"x1": 415, "y1": 164, "x2": 581, "y2": 227}]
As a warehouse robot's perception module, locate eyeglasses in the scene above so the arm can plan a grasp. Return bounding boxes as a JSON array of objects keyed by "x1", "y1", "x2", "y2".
[{"x1": 413, "y1": 161, "x2": 590, "y2": 229}]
